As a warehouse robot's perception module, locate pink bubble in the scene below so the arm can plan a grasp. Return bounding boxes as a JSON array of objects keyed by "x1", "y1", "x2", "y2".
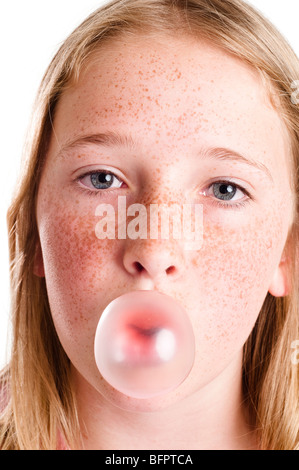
[{"x1": 94, "y1": 290, "x2": 195, "y2": 399}]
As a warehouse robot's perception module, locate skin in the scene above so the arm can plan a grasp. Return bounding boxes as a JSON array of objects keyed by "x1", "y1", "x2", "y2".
[{"x1": 35, "y1": 34, "x2": 293, "y2": 449}]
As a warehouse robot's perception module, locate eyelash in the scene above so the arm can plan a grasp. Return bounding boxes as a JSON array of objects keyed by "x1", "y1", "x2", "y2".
[
  {"x1": 76, "y1": 170, "x2": 124, "y2": 198},
  {"x1": 203, "y1": 181, "x2": 252, "y2": 210},
  {"x1": 210, "y1": 198, "x2": 249, "y2": 211},
  {"x1": 75, "y1": 171, "x2": 253, "y2": 209}
]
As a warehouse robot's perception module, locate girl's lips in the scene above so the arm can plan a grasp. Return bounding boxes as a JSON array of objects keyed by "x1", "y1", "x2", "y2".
[
  {"x1": 128, "y1": 324, "x2": 161, "y2": 336},
  {"x1": 117, "y1": 310, "x2": 174, "y2": 366}
]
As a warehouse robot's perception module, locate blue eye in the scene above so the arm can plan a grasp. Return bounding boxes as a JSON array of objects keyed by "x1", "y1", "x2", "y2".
[
  {"x1": 79, "y1": 171, "x2": 124, "y2": 191},
  {"x1": 212, "y1": 182, "x2": 237, "y2": 201},
  {"x1": 90, "y1": 172, "x2": 116, "y2": 189},
  {"x1": 200, "y1": 180, "x2": 251, "y2": 209}
]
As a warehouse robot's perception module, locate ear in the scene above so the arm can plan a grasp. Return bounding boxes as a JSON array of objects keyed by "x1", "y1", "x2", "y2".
[
  {"x1": 268, "y1": 254, "x2": 290, "y2": 298},
  {"x1": 33, "y1": 240, "x2": 45, "y2": 278}
]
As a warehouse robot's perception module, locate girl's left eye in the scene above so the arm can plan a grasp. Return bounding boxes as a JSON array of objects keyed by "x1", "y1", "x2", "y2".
[
  {"x1": 202, "y1": 181, "x2": 250, "y2": 205},
  {"x1": 79, "y1": 171, "x2": 124, "y2": 191},
  {"x1": 210, "y1": 182, "x2": 242, "y2": 201}
]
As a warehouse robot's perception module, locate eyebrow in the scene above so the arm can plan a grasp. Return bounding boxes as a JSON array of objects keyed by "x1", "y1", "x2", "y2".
[
  {"x1": 200, "y1": 146, "x2": 273, "y2": 182},
  {"x1": 57, "y1": 131, "x2": 136, "y2": 156},
  {"x1": 58, "y1": 131, "x2": 273, "y2": 181}
]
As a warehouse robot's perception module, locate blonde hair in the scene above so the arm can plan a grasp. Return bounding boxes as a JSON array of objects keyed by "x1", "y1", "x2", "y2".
[{"x1": 1, "y1": 0, "x2": 298, "y2": 450}]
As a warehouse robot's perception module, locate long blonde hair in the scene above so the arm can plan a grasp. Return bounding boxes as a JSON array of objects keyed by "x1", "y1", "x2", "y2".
[{"x1": 1, "y1": 0, "x2": 298, "y2": 449}]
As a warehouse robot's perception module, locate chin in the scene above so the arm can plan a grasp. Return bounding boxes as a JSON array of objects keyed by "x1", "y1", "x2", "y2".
[{"x1": 94, "y1": 374, "x2": 198, "y2": 413}]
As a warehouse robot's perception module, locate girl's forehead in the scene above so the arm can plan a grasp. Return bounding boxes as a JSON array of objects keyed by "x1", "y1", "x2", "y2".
[
  {"x1": 78, "y1": 34, "x2": 266, "y2": 95},
  {"x1": 59, "y1": 35, "x2": 282, "y2": 135},
  {"x1": 59, "y1": 36, "x2": 277, "y2": 125}
]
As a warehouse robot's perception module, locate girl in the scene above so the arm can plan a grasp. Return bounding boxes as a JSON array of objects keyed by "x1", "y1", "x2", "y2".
[{"x1": 0, "y1": 0, "x2": 298, "y2": 450}]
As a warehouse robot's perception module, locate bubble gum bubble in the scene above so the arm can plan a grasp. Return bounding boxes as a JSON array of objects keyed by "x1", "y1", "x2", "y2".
[{"x1": 94, "y1": 290, "x2": 195, "y2": 399}]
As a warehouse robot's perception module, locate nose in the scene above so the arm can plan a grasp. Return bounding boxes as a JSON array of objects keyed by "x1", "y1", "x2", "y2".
[{"x1": 122, "y1": 238, "x2": 186, "y2": 283}]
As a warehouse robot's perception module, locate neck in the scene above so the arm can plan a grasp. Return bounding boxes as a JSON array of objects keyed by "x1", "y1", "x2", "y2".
[{"x1": 72, "y1": 353, "x2": 257, "y2": 450}]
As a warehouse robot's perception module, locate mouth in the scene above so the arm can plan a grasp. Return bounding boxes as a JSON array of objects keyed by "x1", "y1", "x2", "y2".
[
  {"x1": 94, "y1": 289, "x2": 195, "y2": 399},
  {"x1": 127, "y1": 324, "x2": 161, "y2": 337},
  {"x1": 117, "y1": 308, "x2": 171, "y2": 366}
]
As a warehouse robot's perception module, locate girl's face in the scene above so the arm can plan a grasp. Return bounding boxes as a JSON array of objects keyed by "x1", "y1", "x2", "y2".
[{"x1": 36, "y1": 35, "x2": 293, "y2": 411}]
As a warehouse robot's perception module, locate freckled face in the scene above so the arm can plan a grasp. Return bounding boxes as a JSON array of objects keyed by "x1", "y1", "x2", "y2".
[{"x1": 36, "y1": 35, "x2": 294, "y2": 411}]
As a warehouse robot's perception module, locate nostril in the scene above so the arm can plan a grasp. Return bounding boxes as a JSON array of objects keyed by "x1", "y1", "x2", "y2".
[
  {"x1": 166, "y1": 265, "x2": 176, "y2": 275},
  {"x1": 130, "y1": 261, "x2": 177, "y2": 277},
  {"x1": 134, "y1": 261, "x2": 144, "y2": 273}
]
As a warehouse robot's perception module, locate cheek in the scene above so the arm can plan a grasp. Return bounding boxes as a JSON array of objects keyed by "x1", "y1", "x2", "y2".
[
  {"x1": 38, "y1": 208, "x2": 122, "y2": 346},
  {"x1": 189, "y1": 210, "x2": 287, "y2": 360}
]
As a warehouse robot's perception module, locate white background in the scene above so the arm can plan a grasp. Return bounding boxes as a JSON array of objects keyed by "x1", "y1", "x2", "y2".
[{"x1": 0, "y1": 0, "x2": 298, "y2": 368}]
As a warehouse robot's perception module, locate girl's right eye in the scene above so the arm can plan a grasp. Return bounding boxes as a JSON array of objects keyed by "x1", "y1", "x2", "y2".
[{"x1": 78, "y1": 171, "x2": 124, "y2": 191}]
